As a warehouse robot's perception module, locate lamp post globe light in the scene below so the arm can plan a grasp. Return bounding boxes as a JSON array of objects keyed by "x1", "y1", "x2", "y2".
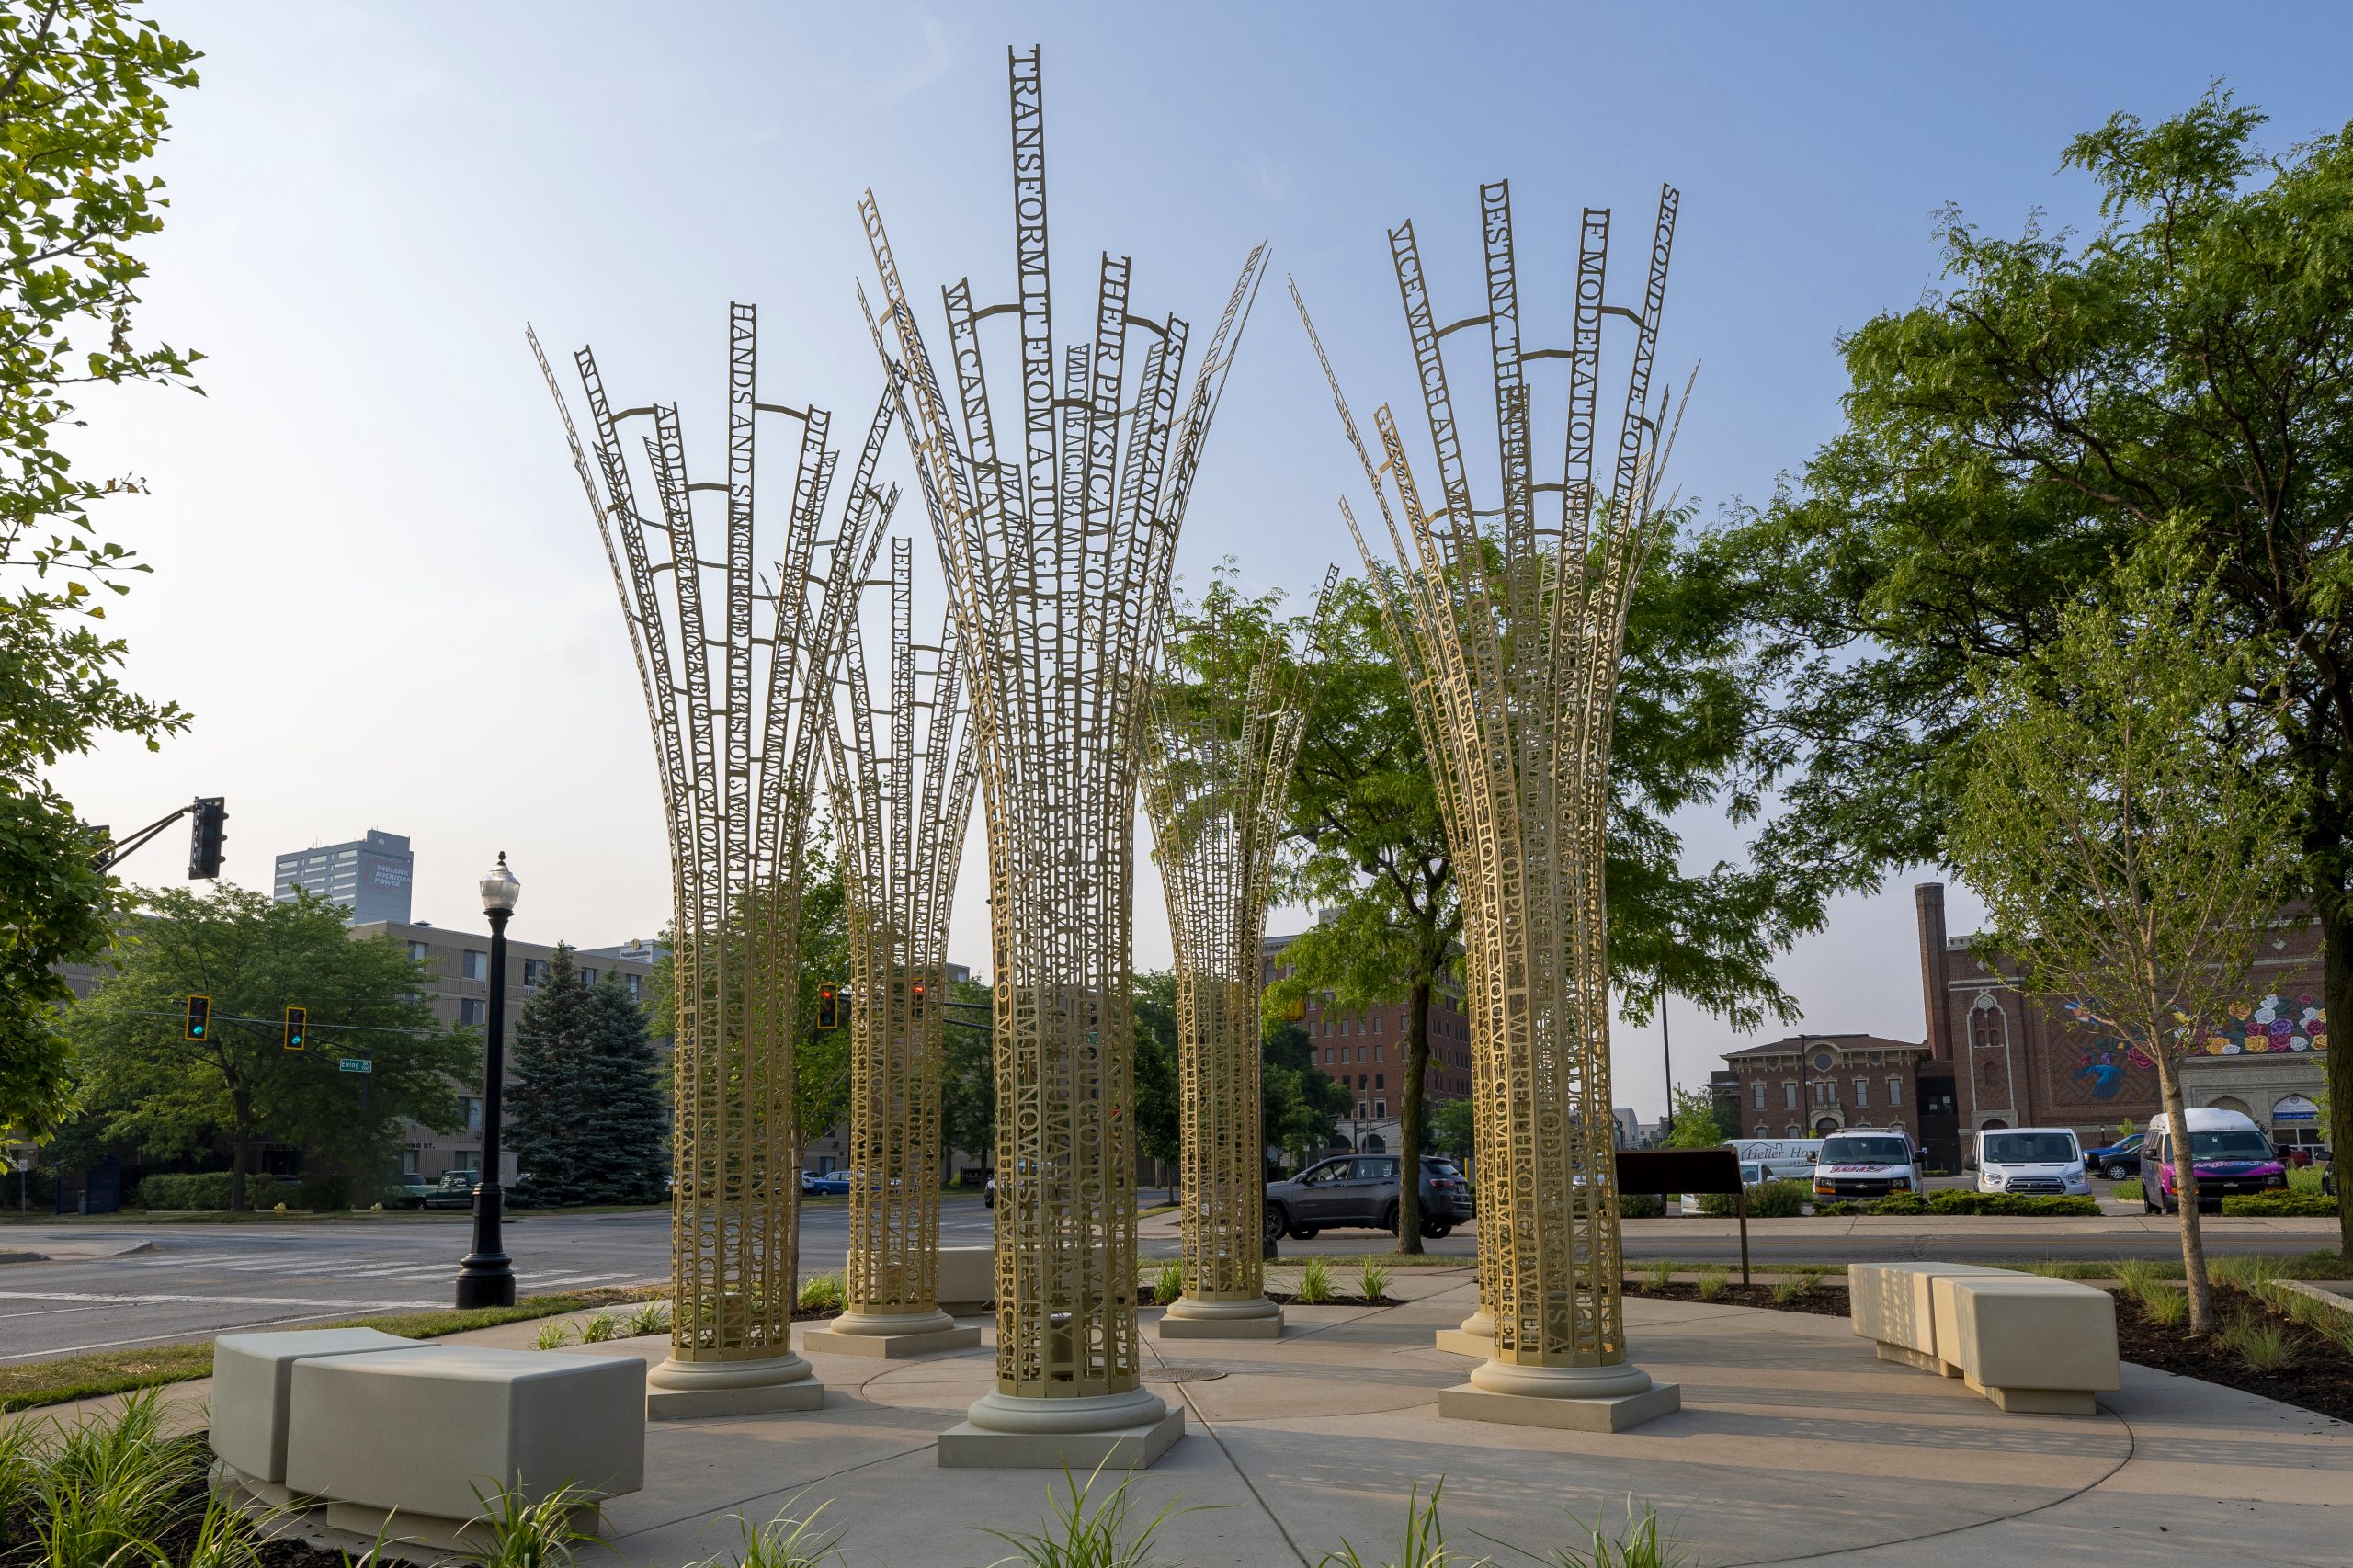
[{"x1": 455, "y1": 851, "x2": 520, "y2": 1309}]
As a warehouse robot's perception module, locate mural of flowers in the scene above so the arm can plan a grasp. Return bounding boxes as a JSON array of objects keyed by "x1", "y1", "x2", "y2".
[{"x1": 2203, "y1": 994, "x2": 2328, "y2": 1056}]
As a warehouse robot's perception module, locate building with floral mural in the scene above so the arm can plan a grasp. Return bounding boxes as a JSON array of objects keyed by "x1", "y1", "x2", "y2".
[{"x1": 1914, "y1": 883, "x2": 2327, "y2": 1158}]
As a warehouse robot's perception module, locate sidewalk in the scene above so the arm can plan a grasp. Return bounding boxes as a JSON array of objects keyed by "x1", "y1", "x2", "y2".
[{"x1": 30, "y1": 1266, "x2": 2346, "y2": 1566}]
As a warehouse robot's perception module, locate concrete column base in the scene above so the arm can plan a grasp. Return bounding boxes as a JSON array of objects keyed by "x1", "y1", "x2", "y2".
[
  {"x1": 644, "y1": 1351, "x2": 824, "y2": 1420},
  {"x1": 1432, "y1": 1327, "x2": 1494, "y2": 1358},
  {"x1": 1158, "y1": 1296, "x2": 1283, "y2": 1339},
  {"x1": 937, "y1": 1386, "x2": 1184, "y2": 1470},
  {"x1": 1440, "y1": 1358, "x2": 1681, "y2": 1433},
  {"x1": 801, "y1": 1323, "x2": 983, "y2": 1358}
]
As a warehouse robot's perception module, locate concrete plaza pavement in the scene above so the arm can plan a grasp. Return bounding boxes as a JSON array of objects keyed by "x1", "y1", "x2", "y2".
[{"x1": 41, "y1": 1262, "x2": 2344, "y2": 1567}]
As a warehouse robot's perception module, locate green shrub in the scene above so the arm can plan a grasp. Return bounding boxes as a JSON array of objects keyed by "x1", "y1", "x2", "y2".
[
  {"x1": 2289, "y1": 1165, "x2": 2325, "y2": 1195},
  {"x1": 135, "y1": 1172, "x2": 290, "y2": 1211},
  {"x1": 1926, "y1": 1190, "x2": 2100, "y2": 1216},
  {"x1": 292, "y1": 1172, "x2": 349, "y2": 1210},
  {"x1": 1810, "y1": 1201, "x2": 1861, "y2": 1217},
  {"x1": 1694, "y1": 1190, "x2": 1737, "y2": 1216},
  {"x1": 1747, "y1": 1180, "x2": 1809, "y2": 1218},
  {"x1": 2222, "y1": 1192, "x2": 2335, "y2": 1216},
  {"x1": 1618, "y1": 1191, "x2": 1665, "y2": 1218},
  {"x1": 796, "y1": 1271, "x2": 845, "y2": 1313},
  {"x1": 1868, "y1": 1191, "x2": 1929, "y2": 1216}
]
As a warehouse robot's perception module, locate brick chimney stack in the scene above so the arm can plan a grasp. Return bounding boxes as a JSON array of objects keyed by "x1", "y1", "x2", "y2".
[{"x1": 1915, "y1": 882, "x2": 1955, "y2": 1062}]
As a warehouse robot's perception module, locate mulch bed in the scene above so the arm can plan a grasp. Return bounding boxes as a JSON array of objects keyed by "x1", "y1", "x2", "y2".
[{"x1": 1639, "y1": 1277, "x2": 2353, "y2": 1425}]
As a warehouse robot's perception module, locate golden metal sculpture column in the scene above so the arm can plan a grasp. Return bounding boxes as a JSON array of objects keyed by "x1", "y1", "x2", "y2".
[
  {"x1": 801, "y1": 535, "x2": 983, "y2": 1359},
  {"x1": 1142, "y1": 577, "x2": 1332, "y2": 1340},
  {"x1": 859, "y1": 45, "x2": 1267, "y2": 1467},
  {"x1": 532, "y1": 311, "x2": 891, "y2": 1418},
  {"x1": 1296, "y1": 179, "x2": 1689, "y2": 1432}
]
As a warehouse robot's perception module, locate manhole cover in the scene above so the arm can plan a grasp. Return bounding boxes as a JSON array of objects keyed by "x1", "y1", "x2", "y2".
[{"x1": 1144, "y1": 1366, "x2": 1227, "y2": 1383}]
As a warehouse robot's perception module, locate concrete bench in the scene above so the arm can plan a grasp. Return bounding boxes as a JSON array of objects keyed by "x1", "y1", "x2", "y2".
[
  {"x1": 1929, "y1": 1272, "x2": 2119, "y2": 1415},
  {"x1": 210, "y1": 1327, "x2": 421, "y2": 1506},
  {"x1": 283, "y1": 1344, "x2": 645, "y2": 1551},
  {"x1": 1847, "y1": 1262, "x2": 2011, "y2": 1376},
  {"x1": 938, "y1": 1245, "x2": 995, "y2": 1315}
]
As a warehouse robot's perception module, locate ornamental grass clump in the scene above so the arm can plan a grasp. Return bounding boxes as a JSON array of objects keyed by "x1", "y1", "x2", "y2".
[
  {"x1": 1640, "y1": 1260, "x2": 1673, "y2": 1295},
  {"x1": 578, "y1": 1312, "x2": 620, "y2": 1344},
  {"x1": 2216, "y1": 1313, "x2": 2297, "y2": 1373},
  {"x1": 797, "y1": 1271, "x2": 846, "y2": 1313},
  {"x1": 1153, "y1": 1260, "x2": 1185, "y2": 1307},
  {"x1": 2140, "y1": 1284, "x2": 2190, "y2": 1328},
  {"x1": 1318, "y1": 1477, "x2": 1479, "y2": 1568},
  {"x1": 470, "y1": 1481, "x2": 605, "y2": 1568},
  {"x1": 978, "y1": 1460, "x2": 1200, "y2": 1568},
  {"x1": 1492, "y1": 1494, "x2": 1694, "y2": 1568},
  {"x1": 1297, "y1": 1256, "x2": 1334, "y2": 1305},
  {"x1": 689, "y1": 1495, "x2": 844, "y2": 1568},
  {"x1": 534, "y1": 1319, "x2": 576, "y2": 1350},
  {"x1": 1692, "y1": 1267, "x2": 1728, "y2": 1302},
  {"x1": 628, "y1": 1299, "x2": 674, "y2": 1338},
  {"x1": 1358, "y1": 1261, "x2": 1391, "y2": 1303}
]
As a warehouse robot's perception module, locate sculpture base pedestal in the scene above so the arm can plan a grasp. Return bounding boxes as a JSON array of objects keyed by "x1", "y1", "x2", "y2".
[
  {"x1": 801, "y1": 1324, "x2": 983, "y2": 1359},
  {"x1": 1158, "y1": 1297, "x2": 1283, "y2": 1340},
  {"x1": 1432, "y1": 1328, "x2": 1494, "y2": 1358},
  {"x1": 1440, "y1": 1360, "x2": 1679, "y2": 1433},
  {"x1": 936, "y1": 1388, "x2": 1185, "y2": 1470},
  {"x1": 645, "y1": 1353, "x2": 824, "y2": 1420}
]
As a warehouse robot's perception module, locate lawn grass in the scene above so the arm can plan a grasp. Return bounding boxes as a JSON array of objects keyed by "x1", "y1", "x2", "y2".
[{"x1": 0, "y1": 1285, "x2": 663, "y2": 1414}]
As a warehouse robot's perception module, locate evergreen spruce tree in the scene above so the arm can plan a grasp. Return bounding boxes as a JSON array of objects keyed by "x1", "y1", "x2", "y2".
[
  {"x1": 506, "y1": 944, "x2": 599, "y2": 1205},
  {"x1": 576, "y1": 970, "x2": 667, "y2": 1204}
]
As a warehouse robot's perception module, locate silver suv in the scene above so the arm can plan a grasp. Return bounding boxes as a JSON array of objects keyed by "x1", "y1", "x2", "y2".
[{"x1": 1264, "y1": 1155, "x2": 1471, "y2": 1243}]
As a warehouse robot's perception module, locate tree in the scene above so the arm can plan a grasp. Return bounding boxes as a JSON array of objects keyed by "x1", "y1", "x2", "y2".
[
  {"x1": 1948, "y1": 551, "x2": 2294, "y2": 1333},
  {"x1": 1660, "y1": 1085, "x2": 1734, "y2": 1150},
  {"x1": 1276, "y1": 552, "x2": 1823, "y2": 1252},
  {"x1": 64, "y1": 886, "x2": 472, "y2": 1208},
  {"x1": 1131, "y1": 970, "x2": 1182, "y2": 1196},
  {"x1": 1713, "y1": 90, "x2": 2353, "y2": 1245},
  {"x1": 1259, "y1": 1017, "x2": 1347, "y2": 1174},
  {"x1": 939, "y1": 972, "x2": 993, "y2": 1175},
  {"x1": 1427, "y1": 1096, "x2": 1476, "y2": 1165},
  {"x1": 507, "y1": 945, "x2": 665, "y2": 1206},
  {"x1": 0, "y1": 3, "x2": 203, "y2": 1132}
]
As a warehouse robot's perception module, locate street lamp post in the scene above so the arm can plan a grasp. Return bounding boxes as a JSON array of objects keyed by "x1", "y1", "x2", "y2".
[{"x1": 455, "y1": 852, "x2": 520, "y2": 1309}]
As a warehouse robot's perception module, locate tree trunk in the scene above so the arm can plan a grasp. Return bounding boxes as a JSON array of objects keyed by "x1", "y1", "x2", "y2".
[
  {"x1": 230, "y1": 1085, "x2": 254, "y2": 1213},
  {"x1": 2320, "y1": 897, "x2": 2353, "y2": 1256},
  {"x1": 2155, "y1": 1057, "x2": 2214, "y2": 1334},
  {"x1": 1396, "y1": 974, "x2": 1433, "y2": 1255}
]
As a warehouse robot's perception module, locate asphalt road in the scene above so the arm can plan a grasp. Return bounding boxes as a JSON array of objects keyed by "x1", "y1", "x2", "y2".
[
  {"x1": 0, "y1": 1196, "x2": 997, "y2": 1366},
  {"x1": 6, "y1": 1193, "x2": 2337, "y2": 1367}
]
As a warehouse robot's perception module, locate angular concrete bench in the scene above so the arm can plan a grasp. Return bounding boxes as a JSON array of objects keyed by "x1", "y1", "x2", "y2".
[
  {"x1": 1848, "y1": 1262, "x2": 2011, "y2": 1376},
  {"x1": 283, "y1": 1344, "x2": 645, "y2": 1551},
  {"x1": 938, "y1": 1245, "x2": 995, "y2": 1315},
  {"x1": 210, "y1": 1327, "x2": 421, "y2": 1506},
  {"x1": 1929, "y1": 1271, "x2": 2119, "y2": 1415}
]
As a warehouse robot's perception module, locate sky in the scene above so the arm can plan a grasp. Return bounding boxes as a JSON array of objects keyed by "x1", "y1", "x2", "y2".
[{"x1": 46, "y1": 1, "x2": 2353, "y2": 1121}]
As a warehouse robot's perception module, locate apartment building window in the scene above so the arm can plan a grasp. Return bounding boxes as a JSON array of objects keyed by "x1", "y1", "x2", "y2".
[
  {"x1": 1373, "y1": 1074, "x2": 1384, "y2": 1090},
  {"x1": 400, "y1": 1148, "x2": 421, "y2": 1175},
  {"x1": 1753, "y1": 1082, "x2": 1766, "y2": 1109},
  {"x1": 462, "y1": 949, "x2": 487, "y2": 981},
  {"x1": 1374, "y1": 1100, "x2": 1386, "y2": 1118},
  {"x1": 1371, "y1": 1016, "x2": 1381, "y2": 1035},
  {"x1": 461, "y1": 1096, "x2": 483, "y2": 1133},
  {"x1": 1783, "y1": 1082, "x2": 1798, "y2": 1109},
  {"x1": 1372, "y1": 1044, "x2": 1383, "y2": 1062},
  {"x1": 1854, "y1": 1078, "x2": 1870, "y2": 1108},
  {"x1": 521, "y1": 958, "x2": 550, "y2": 987},
  {"x1": 580, "y1": 967, "x2": 598, "y2": 986},
  {"x1": 408, "y1": 940, "x2": 430, "y2": 961},
  {"x1": 1357, "y1": 1101, "x2": 1368, "y2": 1119},
  {"x1": 1888, "y1": 1077, "x2": 1904, "y2": 1107},
  {"x1": 459, "y1": 998, "x2": 486, "y2": 1027},
  {"x1": 624, "y1": 973, "x2": 641, "y2": 1000}
]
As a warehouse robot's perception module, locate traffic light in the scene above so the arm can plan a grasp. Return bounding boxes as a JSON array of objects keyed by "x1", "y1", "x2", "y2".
[
  {"x1": 188, "y1": 797, "x2": 227, "y2": 880},
  {"x1": 283, "y1": 1005, "x2": 307, "y2": 1052},
  {"x1": 816, "y1": 984, "x2": 840, "y2": 1030},
  {"x1": 184, "y1": 994, "x2": 211, "y2": 1041},
  {"x1": 911, "y1": 981, "x2": 925, "y2": 1019}
]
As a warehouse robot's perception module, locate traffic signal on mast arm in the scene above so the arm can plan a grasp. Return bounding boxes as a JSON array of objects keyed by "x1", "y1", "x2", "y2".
[
  {"x1": 283, "y1": 1006, "x2": 307, "y2": 1051},
  {"x1": 816, "y1": 984, "x2": 841, "y2": 1031},
  {"x1": 184, "y1": 994, "x2": 212, "y2": 1041},
  {"x1": 188, "y1": 797, "x2": 227, "y2": 880}
]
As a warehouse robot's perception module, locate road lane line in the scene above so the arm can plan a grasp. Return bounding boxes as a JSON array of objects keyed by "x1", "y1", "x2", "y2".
[{"x1": 0, "y1": 1290, "x2": 441, "y2": 1310}]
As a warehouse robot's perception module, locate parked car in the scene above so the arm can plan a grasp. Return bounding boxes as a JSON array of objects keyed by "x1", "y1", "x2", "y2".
[
  {"x1": 420, "y1": 1171, "x2": 482, "y2": 1210},
  {"x1": 2085, "y1": 1132, "x2": 2144, "y2": 1181},
  {"x1": 1813, "y1": 1130, "x2": 1924, "y2": 1201},
  {"x1": 1976, "y1": 1127, "x2": 2090, "y2": 1198},
  {"x1": 388, "y1": 1173, "x2": 434, "y2": 1210},
  {"x1": 1263, "y1": 1154, "x2": 1471, "y2": 1243},
  {"x1": 2140, "y1": 1108, "x2": 2289, "y2": 1213},
  {"x1": 801, "y1": 1169, "x2": 850, "y2": 1198}
]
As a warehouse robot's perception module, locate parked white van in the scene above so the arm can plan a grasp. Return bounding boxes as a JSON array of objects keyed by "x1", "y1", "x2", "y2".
[
  {"x1": 1810, "y1": 1129, "x2": 1922, "y2": 1201},
  {"x1": 1976, "y1": 1127, "x2": 2091, "y2": 1198},
  {"x1": 1726, "y1": 1138, "x2": 1822, "y2": 1183}
]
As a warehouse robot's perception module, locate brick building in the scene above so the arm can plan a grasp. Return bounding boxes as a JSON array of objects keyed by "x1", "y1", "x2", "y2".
[
  {"x1": 1262, "y1": 931, "x2": 1472, "y2": 1131},
  {"x1": 1720, "y1": 1033, "x2": 1958, "y2": 1167},
  {"x1": 1914, "y1": 882, "x2": 2329, "y2": 1158}
]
